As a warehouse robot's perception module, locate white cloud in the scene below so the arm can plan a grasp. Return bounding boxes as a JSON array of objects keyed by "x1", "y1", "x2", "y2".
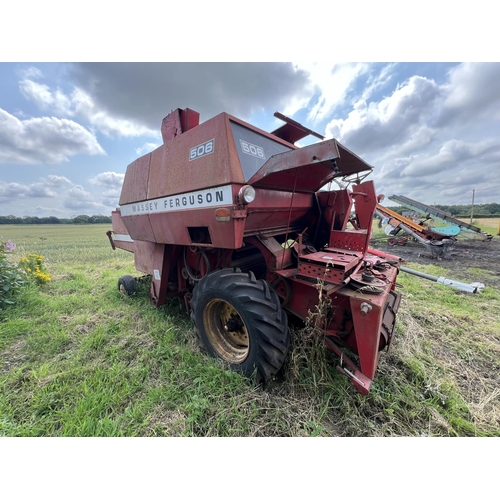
[
  {"x1": 321, "y1": 63, "x2": 500, "y2": 205},
  {"x1": 135, "y1": 142, "x2": 159, "y2": 155},
  {"x1": 101, "y1": 188, "x2": 121, "y2": 207},
  {"x1": 293, "y1": 62, "x2": 370, "y2": 124},
  {"x1": 24, "y1": 183, "x2": 57, "y2": 198},
  {"x1": 0, "y1": 182, "x2": 30, "y2": 199},
  {"x1": 399, "y1": 139, "x2": 500, "y2": 178},
  {"x1": 89, "y1": 171, "x2": 125, "y2": 188},
  {"x1": 360, "y1": 63, "x2": 397, "y2": 101},
  {"x1": 69, "y1": 88, "x2": 158, "y2": 137},
  {"x1": 0, "y1": 180, "x2": 57, "y2": 201},
  {"x1": 66, "y1": 185, "x2": 93, "y2": 199},
  {"x1": 440, "y1": 62, "x2": 500, "y2": 124},
  {"x1": 45, "y1": 175, "x2": 73, "y2": 187},
  {"x1": 326, "y1": 63, "x2": 500, "y2": 162},
  {"x1": 0, "y1": 108, "x2": 105, "y2": 164},
  {"x1": 325, "y1": 75, "x2": 442, "y2": 155},
  {"x1": 19, "y1": 78, "x2": 72, "y2": 116},
  {"x1": 63, "y1": 185, "x2": 102, "y2": 211},
  {"x1": 19, "y1": 73, "x2": 158, "y2": 138},
  {"x1": 18, "y1": 66, "x2": 43, "y2": 80}
]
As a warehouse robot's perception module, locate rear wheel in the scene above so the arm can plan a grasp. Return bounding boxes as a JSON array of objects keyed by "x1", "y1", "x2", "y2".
[
  {"x1": 118, "y1": 275, "x2": 136, "y2": 296},
  {"x1": 190, "y1": 268, "x2": 290, "y2": 382}
]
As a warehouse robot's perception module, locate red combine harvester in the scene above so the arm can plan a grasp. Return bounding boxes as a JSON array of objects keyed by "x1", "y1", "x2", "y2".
[{"x1": 107, "y1": 108, "x2": 402, "y2": 394}]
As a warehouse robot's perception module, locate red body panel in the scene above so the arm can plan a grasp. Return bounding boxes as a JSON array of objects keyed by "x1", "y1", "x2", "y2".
[{"x1": 119, "y1": 154, "x2": 150, "y2": 205}]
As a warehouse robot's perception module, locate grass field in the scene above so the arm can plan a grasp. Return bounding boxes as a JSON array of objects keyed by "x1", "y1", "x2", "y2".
[
  {"x1": 1, "y1": 224, "x2": 499, "y2": 436},
  {"x1": 469, "y1": 217, "x2": 500, "y2": 229},
  {"x1": 462, "y1": 217, "x2": 500, "y2": 234}
]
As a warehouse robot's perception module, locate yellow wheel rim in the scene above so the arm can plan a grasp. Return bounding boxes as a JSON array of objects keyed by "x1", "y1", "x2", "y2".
[{"x1": 203, "y1": 299, "x2": 250, "y2": 364}]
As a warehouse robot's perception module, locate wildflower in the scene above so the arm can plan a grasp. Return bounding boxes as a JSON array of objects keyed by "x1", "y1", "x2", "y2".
[
  {"x1": 5, "y1": 239, "x2": 16, "y2": 251},
  {"x1": 18, "y1": 253, "x2": 51, "y2": 285}
]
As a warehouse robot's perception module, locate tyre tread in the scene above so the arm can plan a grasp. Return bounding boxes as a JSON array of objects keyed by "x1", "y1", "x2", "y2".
[{"x1": 190, "y1": 268, "x2": 290, "y2": 381}]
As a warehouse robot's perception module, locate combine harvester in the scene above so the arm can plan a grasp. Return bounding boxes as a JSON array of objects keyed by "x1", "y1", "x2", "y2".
[
  {"x1": 388, "y1": 195, "x2": 493, "y2": 242},
  {"x1": 375, "y1": 204, "x2": 456, "y2": 258},
  {"x1": 108, "y1": 108, "x2": 403, "y2": 395}
]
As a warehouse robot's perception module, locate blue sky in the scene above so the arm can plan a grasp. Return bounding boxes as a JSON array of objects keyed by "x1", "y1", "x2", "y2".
[{"x1": 1, "y1": 61, "x2": 499, "y2": 217}]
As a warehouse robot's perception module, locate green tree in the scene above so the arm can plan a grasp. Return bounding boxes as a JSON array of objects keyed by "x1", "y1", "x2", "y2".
[{"x1": 73, "y1": 215, "x2": 90, "y2": 224}]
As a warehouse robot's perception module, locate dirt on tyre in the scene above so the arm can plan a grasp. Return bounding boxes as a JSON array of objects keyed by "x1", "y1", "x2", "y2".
[
  {"x1": 118, "y1": 275, "x2": 136, "y2": 296},
  {"x1": 190, "y1": 268, "x2": 290, "y2": 382}
]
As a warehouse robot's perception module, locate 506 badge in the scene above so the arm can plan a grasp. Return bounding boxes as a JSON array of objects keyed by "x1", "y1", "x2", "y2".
[
  {"x1": 189, "y1": 139, "x2": 214, "y2": 161},
  {"x1": 240, "y1": 139, "x2": 265, "y2": 159}
]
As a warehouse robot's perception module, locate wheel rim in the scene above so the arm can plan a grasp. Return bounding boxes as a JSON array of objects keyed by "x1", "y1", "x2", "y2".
[{"x1": 203, "y1": 298, "x2": 250, "y2": 364}]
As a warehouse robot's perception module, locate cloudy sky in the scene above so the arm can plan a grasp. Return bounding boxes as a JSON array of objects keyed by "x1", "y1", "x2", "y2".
[{"x1": 1, "y1": 61, "x2": 499, "y2": 217}]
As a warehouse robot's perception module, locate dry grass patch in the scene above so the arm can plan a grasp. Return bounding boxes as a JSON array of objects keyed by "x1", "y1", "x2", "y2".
[
  {"x1": 0, "y1": 339, "x2": 28, "y2": 374},
  {"x1": 460, "y1": 217, "x2": 500, "y2": 229}
]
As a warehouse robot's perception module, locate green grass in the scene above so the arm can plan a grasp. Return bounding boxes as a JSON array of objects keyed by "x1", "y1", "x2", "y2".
[
  {"x1": 1, "y1": 224, "x2": 499, "y2": 436},
  {"x1": 474, "y1": 225, "x2": 497, "y2": 236}
]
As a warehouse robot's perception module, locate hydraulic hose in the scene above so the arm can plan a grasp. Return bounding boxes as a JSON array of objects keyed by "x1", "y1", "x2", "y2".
[{"x1": 183, "y1": 247, "x2": 211, "y2": 282}]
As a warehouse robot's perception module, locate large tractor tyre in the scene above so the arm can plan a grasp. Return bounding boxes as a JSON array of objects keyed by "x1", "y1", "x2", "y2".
[
  {"x1": 190, "y1": 268, "x2": 290, "y2": 382},
  {"x1": 118, "y1": 275, "x2": 136, "y2": 296}
]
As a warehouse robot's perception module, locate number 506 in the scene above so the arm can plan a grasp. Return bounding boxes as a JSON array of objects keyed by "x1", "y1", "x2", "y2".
[{"x1": 190, "y1": 139, "x2": 214, "y2": 161}]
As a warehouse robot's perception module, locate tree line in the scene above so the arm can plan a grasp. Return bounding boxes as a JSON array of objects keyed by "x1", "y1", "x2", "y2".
[{"x1": 0, "y1": 215, "x2": 112, "y2": 225}]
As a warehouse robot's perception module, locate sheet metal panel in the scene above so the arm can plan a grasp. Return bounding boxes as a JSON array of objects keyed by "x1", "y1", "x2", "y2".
[
  {"x1": 119, "y1": 153, "x2": 151, "y2": 205},
  {"x1": 147, "y1": 113, "x2": 245, "y2": 200}
]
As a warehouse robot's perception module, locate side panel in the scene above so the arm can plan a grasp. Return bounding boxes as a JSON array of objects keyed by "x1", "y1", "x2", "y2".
[
  {"x1": 121, "y1": 213, "x2": 156, "y2": 242},
  {"x1": 148, "y1": 207, "x2": 245, "y2": 249},
  {"x1": 133, "y1": 240, "x2": 156, "y2": 275},
  {"x1": 118, "y1": 184, "x2": 244, "y2": 249},
  {"x1": 147, "y1": 113, "x2": 245, "y2": 200},
  {"x1": 244, "y1": 189, "x2": 314, "y2": 234},
  {"x1": 119, "y1": 154, "x2": 151, "y2": 205}
]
